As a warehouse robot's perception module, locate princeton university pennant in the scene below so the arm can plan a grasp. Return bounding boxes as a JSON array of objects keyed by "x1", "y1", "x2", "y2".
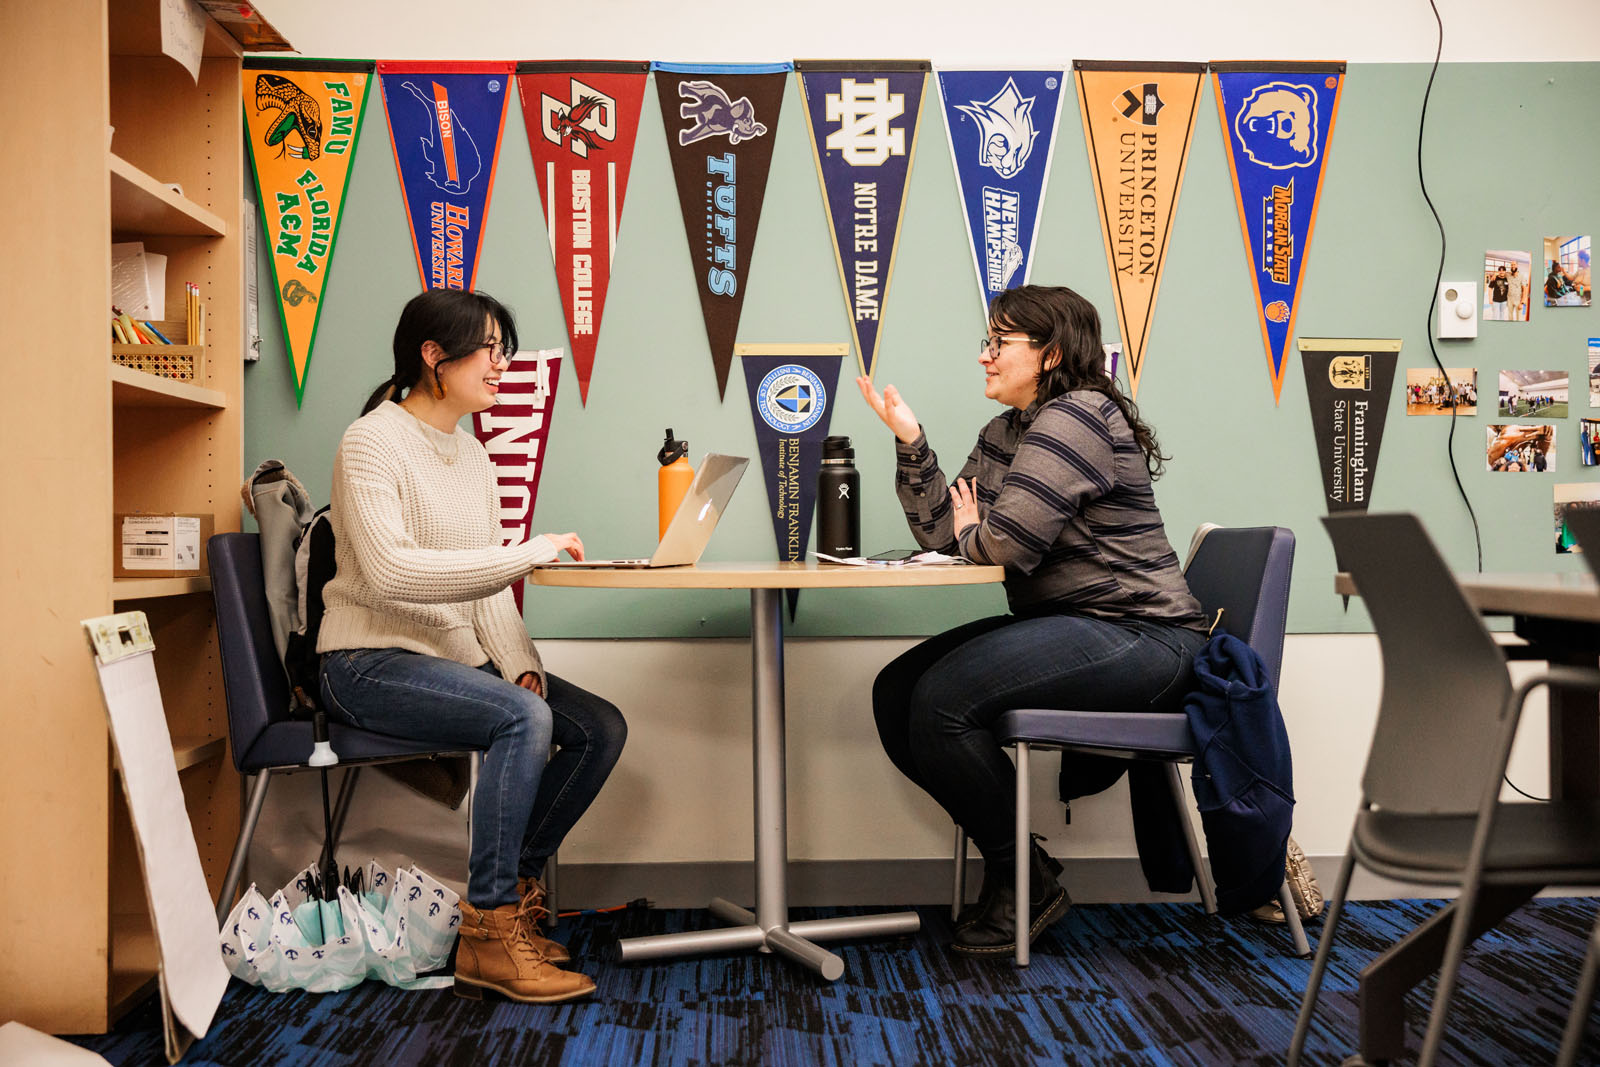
[
  {"x1": 1213, "y1": 62, "x2": 1346, "y2": 404},
  {"x1": 471, "y1": 347, "x2": 563, "y2": 611},
  {"x1": 738, "y1": 344, "x2": 846, "y2": 618},
  {"x1": 1075, "y1": 61, "x2": 1204, "y2": 399},
  {"x1": 378, "y1": 61, "x2": 514, "y2": 292},
  {"x1": 654, "y1": 62, "x2": 791, "y2": 399},
  {"x1": 243, "y1": 59, "x2": 374, "y2": 406},
  {"x1": 515, "y1": 62, "x2": 650, "y2": 406},
  {"x1": 937, "y1": 69, "x2": 1066, "y2": 316},
  {"x1": 794, "y1": 60, "x2": 929, "y2": 382}
]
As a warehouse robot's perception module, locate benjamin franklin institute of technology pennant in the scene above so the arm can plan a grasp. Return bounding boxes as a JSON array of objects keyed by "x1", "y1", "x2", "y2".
[
  {"x1": 793, "y1": 60, "x2": 929, "y2": 382},
  {"x1": 515, "y1": 62, "x2": 649, "y2": 406},
  {"x1": 1074, "y1": 61, "x2": 1204, "y2": 400},
  {"x1": 378, "y1": 61, "x2": 513, "y2": 292},
  {"x1": 1213, "y1": 62, "x2": 1346, "y2": 404},
  {"x1": 936, "y1": 69, "x2": 1066, "y2": 317},
  {"x1": 471, "y1": 347, "x2": 562, "y2": 611},
  {"x1": 654, "y1": 62, "x2": 790, "y2": 399},
  {"x1": 242, "y1": 59, "x2": 374, "y2": 407}
]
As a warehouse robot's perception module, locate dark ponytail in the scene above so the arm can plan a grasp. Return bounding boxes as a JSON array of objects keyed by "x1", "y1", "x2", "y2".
[
  {"x1": 987, "y1": 285, "x2": 1170, "y2": 479},
  {"x1": 361, "y1": 289, "x2": 519, "y2": 416}
]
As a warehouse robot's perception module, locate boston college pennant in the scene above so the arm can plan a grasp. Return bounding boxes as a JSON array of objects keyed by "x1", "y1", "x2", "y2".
[
  {"x1": 654, "y1": 62, "x2": 791, "y2": 399},
  {"x1": 1074, "y1": 61, "x2": 1204, "y2": 400},
  {"x1": 515, "y1": 62, "x2": 649, "y2": 406}
]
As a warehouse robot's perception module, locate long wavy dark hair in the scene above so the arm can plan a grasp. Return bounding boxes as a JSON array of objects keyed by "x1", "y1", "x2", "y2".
[
  {"x1": 360, "y1": 289, "x2": 519, "y2": 416},
  {"x1": 988, "y1": 285, "x2": 1168, "y2": 479}
]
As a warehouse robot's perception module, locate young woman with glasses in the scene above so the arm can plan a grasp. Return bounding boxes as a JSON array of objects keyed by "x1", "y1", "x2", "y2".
[
  {"x1": 857, "y1": 284, "x2": 1207, "y2": 957},
  {"x1": 317, "y1": 288, "x2": 626, "y2": 1001}
]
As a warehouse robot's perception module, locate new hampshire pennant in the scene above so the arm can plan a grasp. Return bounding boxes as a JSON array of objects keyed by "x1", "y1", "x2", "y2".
[
  {"x1": 1213, "y1": 62, "x2": 1345, "y2": 404},
  {"x1": 1075, "y1": 61, "x2": 1204, "y2": 400},
  {"x1": 937, "y1": 69, "x2": 1066, "y2": 315},
  {"x1": 472, "y1": 346, "x2": 563, "y2": 611},
  {"x1": 739, "y1": 343, "x2": 846, "y2": 618},
  {"x1": 516, "y1": 62, "x2": 649, "y2": 406},
  {"x1": 379, "y1": 61, "x2": 513, "y2": 292},
  {"x1": 794, "y1": 60, "x2": 929, "y2": 382},
  {"x1": 655, "y1": 62, "x2": 791, "y2": 399},
  {"x1": 243, "y1": 59, "x2": 373, "y2": 406}
]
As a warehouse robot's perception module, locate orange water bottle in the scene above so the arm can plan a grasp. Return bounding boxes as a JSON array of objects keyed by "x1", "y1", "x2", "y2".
[{"x1": 657, "y1": 429, "x2": 694, "y2": 540}]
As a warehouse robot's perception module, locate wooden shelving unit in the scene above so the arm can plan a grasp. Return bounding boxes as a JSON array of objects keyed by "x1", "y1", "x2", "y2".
[{"x1": 0, "y1": 0, "x2": 290, "y2": 1035}]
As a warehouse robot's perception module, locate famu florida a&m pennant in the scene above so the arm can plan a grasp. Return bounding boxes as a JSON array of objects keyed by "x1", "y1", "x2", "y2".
[
  {"x1": 1213, "y1": 62, "x2": 1345, "y2": 404},
  {"x1": 516, "y1": 62, "x2": 649, "y2": 406},
  {"x1": 655, "y1": 62, "x2": 791, "y2": 399},
  {"x1": 472, "y1": 346, "x2": 563, "y2": 612},
  {"x1": 379, "y1": 61, "x2": 513, "y2": 292},
  {"x1": 243, "y1": 59, "x2": 374, "y2": 407},
  {"x1": 739, "y1": 343, "x2": 846, "y2": 618},
  {"x1": 1075, "y1": 61, "x2": 1204, "y2": 400},
  {"x1": 937, "y1": 69, "x2": 1066, "y2": 316},
  {"x1": 794, "y1": 60, "x2": 929, "y2": 382}
]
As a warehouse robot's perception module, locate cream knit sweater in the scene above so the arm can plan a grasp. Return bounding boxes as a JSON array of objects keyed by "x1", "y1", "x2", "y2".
[{"x1": 317, "y1": 401, "x2": 556, "y2": 685}]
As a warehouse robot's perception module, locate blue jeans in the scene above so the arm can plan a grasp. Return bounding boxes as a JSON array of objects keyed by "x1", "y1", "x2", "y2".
[
  {"x1": 872, "y1": 612, "x2": 1207, "y2": 868},
  {"x1": 319, "y1": 649, "x2": 626, "y2": 909}
]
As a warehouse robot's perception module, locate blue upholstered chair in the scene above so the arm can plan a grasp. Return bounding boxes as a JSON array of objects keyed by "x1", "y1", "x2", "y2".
[
  {"x1": 209, "y1": 532, "x2": 485, "y2": 924},
  {"x1": 953, "y1": 524, "x2": 1310, "y2": 965}
]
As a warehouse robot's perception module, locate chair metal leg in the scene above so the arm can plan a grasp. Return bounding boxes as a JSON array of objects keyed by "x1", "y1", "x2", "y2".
[
  {"x1": 1015, "y1": 741, "x2": 1031, "y2": 967},
  {"x1": 1557, "y1": 911, "x2": 1600, "y2": 1067},
  {"x1": 1280, "y1": 879, "x2": 1312, "y2": 957},
  {"x1": 952, "y1": 826, "x2": 968, "y2": 921},
  {"x1": 216, "y1": 771, "x2": 272, "y2": 927},
  {"x1": 328, "y1": 766, "x2": 361, "y2": 851},
  {"x1": 545, "y1": 849, "x2": 558, "y2": 918},
  {"x1": 1162, "y1": 762, "x2": 1216, "y2": 914},
  {"x1": 1417, "y1": 878, "x2": 1484, "y2": 1067},
  {"x1": 1288, "y1": 847, "x2": 1358, "y2": 1067},
  {"x1": 465, "y1": 753, "x2": 480, "y2": 873}
]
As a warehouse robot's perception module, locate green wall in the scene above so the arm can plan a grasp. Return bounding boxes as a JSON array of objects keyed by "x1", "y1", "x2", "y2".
[{"x1": 244, "y1": 62, "x2": 1600, "y2": 637}]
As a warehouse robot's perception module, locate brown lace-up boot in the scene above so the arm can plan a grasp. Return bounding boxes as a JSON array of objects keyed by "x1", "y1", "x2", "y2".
[
  {"x1": 453, "y1": 901, "x2": 594, "y2": 1003},
  {"x1": 515, "y1": 876, "x2": 571, "y2": 963}
]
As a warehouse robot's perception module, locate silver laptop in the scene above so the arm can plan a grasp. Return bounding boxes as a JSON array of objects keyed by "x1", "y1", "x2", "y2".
[{"x1": 534, "y1": 453, "x2": 749, "y2": 568}]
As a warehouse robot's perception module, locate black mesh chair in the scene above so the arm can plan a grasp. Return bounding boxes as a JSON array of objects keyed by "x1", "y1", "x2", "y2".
[
  {"x1": 209, "y1": 532, "x2": 484, "y2": 924},
  {"x1": 953, "y1": 524, "x2": 1310, "y2": 965},
  {"x1": 1289, "y1": 513, "x2": 1600, "y2": 1067}
]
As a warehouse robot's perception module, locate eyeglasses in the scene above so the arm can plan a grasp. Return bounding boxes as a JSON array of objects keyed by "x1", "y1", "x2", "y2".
[
  {"x1": 978, "y1": 332, "x2": 1033, "y2": 356},
  {"x1": 479, "y1": 340, "x2": 510, "y2": 365}
]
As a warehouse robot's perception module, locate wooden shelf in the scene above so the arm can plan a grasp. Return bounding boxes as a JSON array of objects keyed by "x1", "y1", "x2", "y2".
[
  {"x1": 109, "y1": 152, "x2": 225, "y2": 237},
  {"x1": 111, "y1": 364, "x2": 226, "y2": 409},
  {"x1": 111, "y1": 575, "x2": 213, "y2": 600},
  {"x1": 173, "y1": 734, "x2": 227, "y2": 771},
  {"x1": 108, "y1": 914, "x2": 158, "y2": 1022}
]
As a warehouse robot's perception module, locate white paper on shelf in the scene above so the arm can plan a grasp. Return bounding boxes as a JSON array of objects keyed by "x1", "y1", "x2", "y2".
[
  {"x1": 810, "y1": 551, "x2": 971, "y2": 567},
  {"x1": 158, "y1": 0, "x2": 206, "y2": 83},
  {"x1": 110, "y1": 246, "x2": 166, "y2": 321}
]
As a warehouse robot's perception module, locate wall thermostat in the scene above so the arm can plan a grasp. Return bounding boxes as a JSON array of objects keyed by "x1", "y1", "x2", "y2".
[{"x1": 1437, "y1": 281, "x2": 1478, "y2": 340}]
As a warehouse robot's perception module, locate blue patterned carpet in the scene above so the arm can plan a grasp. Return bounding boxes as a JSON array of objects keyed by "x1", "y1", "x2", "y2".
[{"x1": 68, "y1": 898, "x2": 1600, "y2": 1066}]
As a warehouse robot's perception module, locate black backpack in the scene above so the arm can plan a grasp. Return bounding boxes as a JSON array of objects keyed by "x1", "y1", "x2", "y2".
[{"x1": 284, "y1": 506, "x2": 335, "y2": 713}]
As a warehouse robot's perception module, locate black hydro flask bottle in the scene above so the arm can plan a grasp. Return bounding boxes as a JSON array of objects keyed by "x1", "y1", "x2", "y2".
[{"x1": 817, "y1": 435, "x2": 861, "y2": 558}]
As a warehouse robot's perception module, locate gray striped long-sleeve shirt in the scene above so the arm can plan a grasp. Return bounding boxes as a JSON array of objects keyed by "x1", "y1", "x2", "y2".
[{"x1": 895, "y1": 389, "x2": 1206, "y2": 627}]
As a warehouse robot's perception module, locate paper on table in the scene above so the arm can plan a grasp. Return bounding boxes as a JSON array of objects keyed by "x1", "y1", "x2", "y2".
[
  {"x1": 811, "y1": 551, "x2": 971, "y2": 567},
  {"x1": 159, "y1": 0, "x2": 206, "y2": 83}
]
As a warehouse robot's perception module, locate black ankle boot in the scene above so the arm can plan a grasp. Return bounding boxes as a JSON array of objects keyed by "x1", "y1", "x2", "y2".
[
  {"x1": 951, "y1": 843, "x2": 1071, "y2": 956},
  {"x1": 956, "y1": 842, "x2": 1064, "y2": 931}
]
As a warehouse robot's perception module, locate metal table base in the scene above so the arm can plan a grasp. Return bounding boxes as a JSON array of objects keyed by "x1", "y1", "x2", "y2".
[{"x1": 616, "y1": 588, "x2": 921, "y2": 980}]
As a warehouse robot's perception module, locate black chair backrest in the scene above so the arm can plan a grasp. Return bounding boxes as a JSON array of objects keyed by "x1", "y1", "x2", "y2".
[
  {"x1": 1183, "y1": 526, "x2": 1295, "y2": 689},
  {"x1": 209, "y1": 533, "x2": 293, "y2": 771},
  {"x1": 1323, "y1": 513, "x2": 1513, "y2": 815},
  {"x1": 1565, "y1": 508, "x2": 1600, "y2": 578}
]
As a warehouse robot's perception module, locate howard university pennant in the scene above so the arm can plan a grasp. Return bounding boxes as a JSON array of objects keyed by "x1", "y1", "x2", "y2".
[
  {"x1": 1075, "y1": 61, "x2": 1204, "y2": 400},
  {"x1": 242, "y1": 59, "x2": 374, "y2": 407},
  {"x1": 654, "y1": 62, "x2": 791, "y2": 399},
  {"x1": 379, "y1": 61, "x2": 513, "y2": 292},
  {"x1": 515, "y1": 61, "x2": 649, "y2": 406},
  {"x1": 471, "y1": 347, "x2": 563, "y2": 611},
  {"x1": 936, "y1": 69, "x2": 1067, "y2": 316},
  {"x1": 794, "y1": 60, "x2": 929, "y2": 382},
  {"x1": 1212, "y1": 62, "x2": 1346, "y2": 404}
]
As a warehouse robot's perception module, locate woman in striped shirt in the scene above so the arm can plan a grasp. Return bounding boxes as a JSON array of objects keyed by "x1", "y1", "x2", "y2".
[{"x1": 857, "y1": 285, "x2": 1207, "y2": 957}]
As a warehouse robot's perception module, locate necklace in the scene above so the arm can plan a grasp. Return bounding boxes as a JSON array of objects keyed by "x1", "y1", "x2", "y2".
[{"x1": 398, "y1": 401, "x2": 460, "y2": 464}]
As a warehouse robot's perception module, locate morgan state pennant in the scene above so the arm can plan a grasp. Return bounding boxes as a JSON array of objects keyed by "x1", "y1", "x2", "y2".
[
  {"x1": 1074, "y1": 61, "x2": 1204, "y2": 400},
  {"x1": 379, "y1": 61, "x2": 514, "y2": 292},
  {"x1": 243, "y1": 59, "x2": 374, "y2": 407},
  {"x1": 516, "y1": 62, "x2": 649, "y2": 406},
  {"x1": 794, "y1": 60, "x2": 929, "y2": 383},
  {"x1": 1212, "y1": 62, "x2": 1345, "y2": 404},
  {"x1": 654, "y1": 62, "x2": 791, "y2": 399}
]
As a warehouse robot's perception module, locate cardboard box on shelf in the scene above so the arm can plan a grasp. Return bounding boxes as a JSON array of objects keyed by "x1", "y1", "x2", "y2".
[{"x1": 113, "y1": 513, "x2": 214, "y2": 579}]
